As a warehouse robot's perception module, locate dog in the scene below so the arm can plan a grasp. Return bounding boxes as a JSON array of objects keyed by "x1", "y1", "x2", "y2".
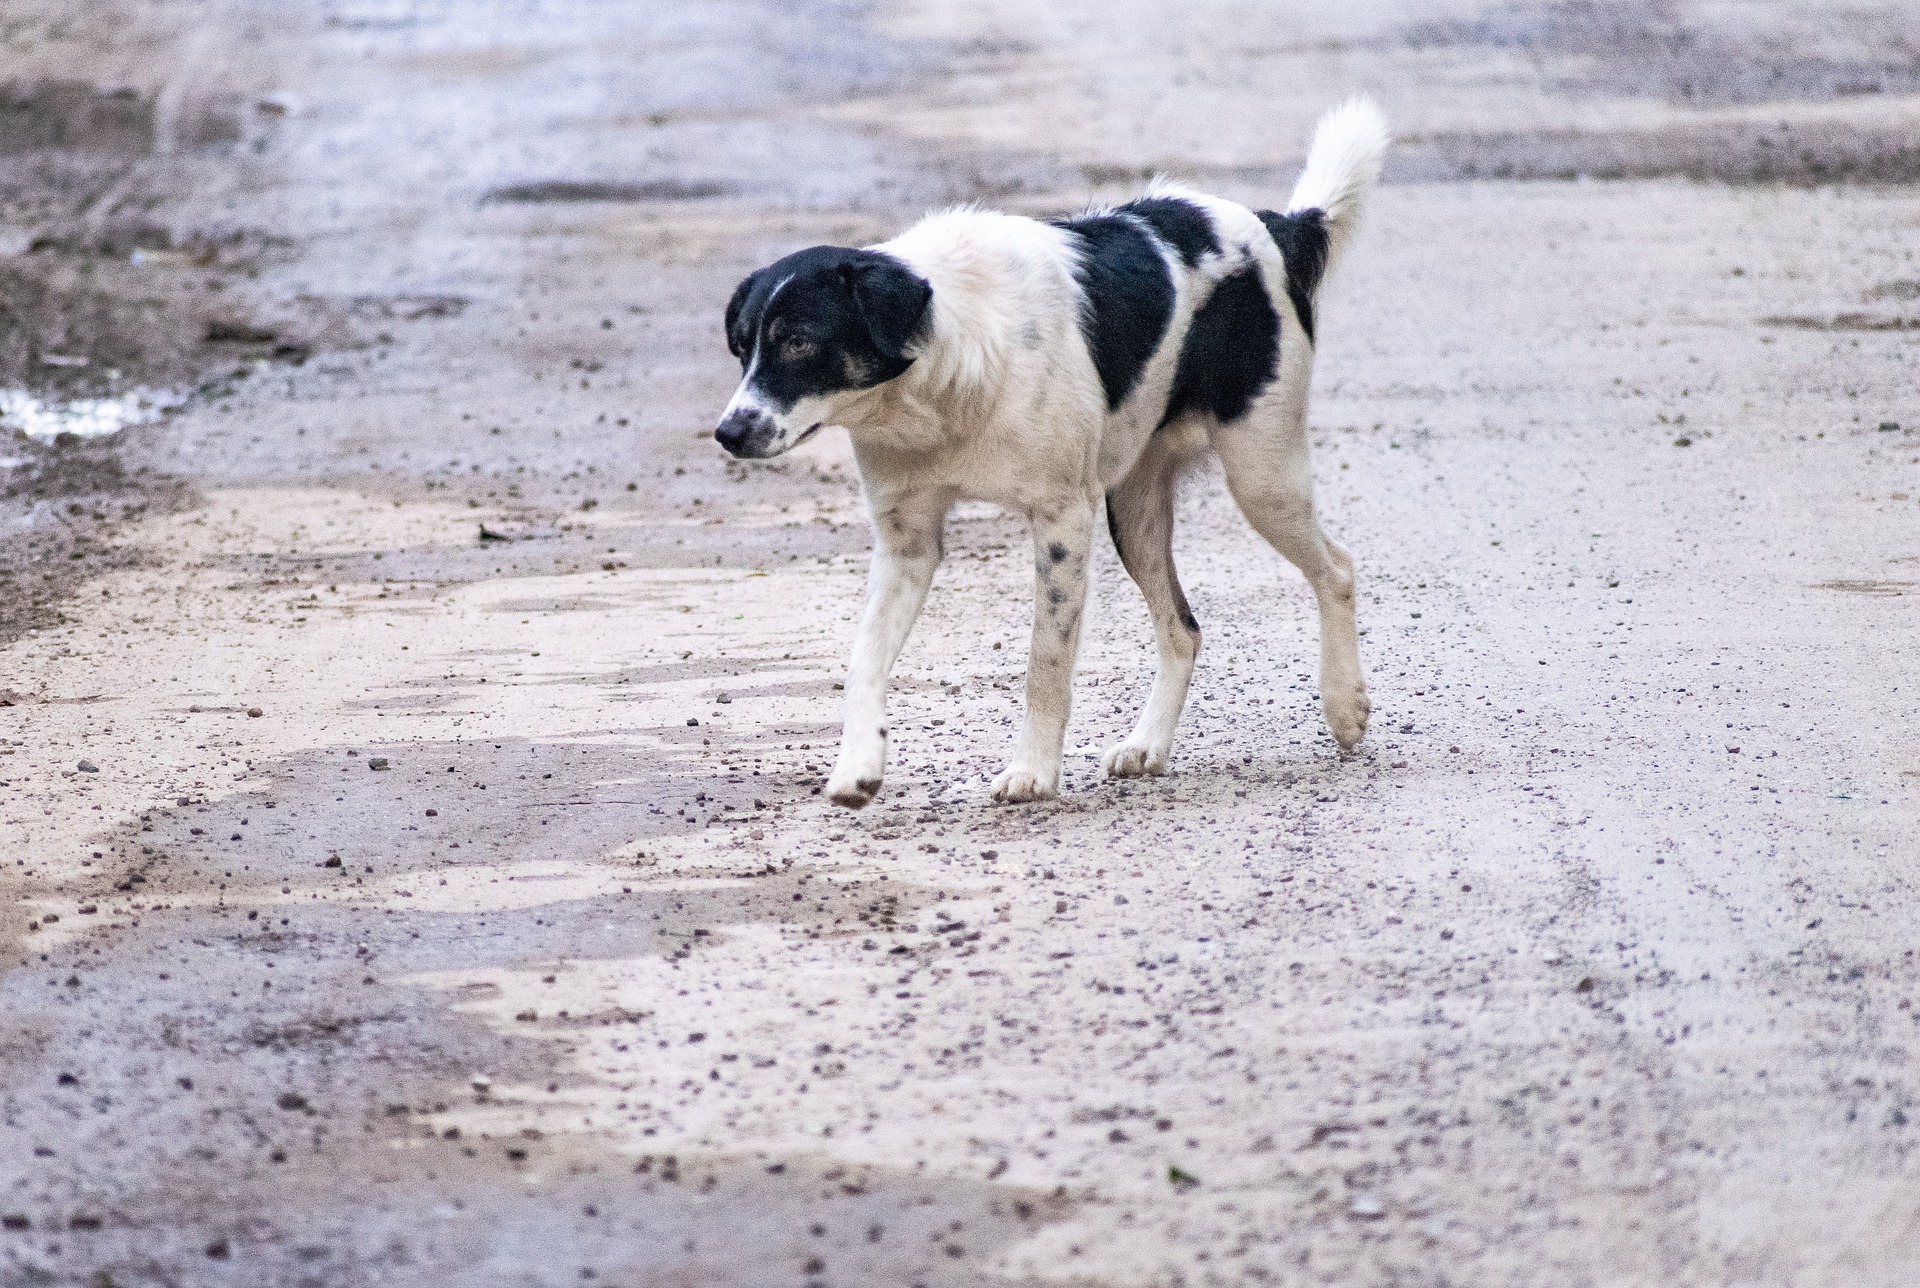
[{"x1": 715, "y1": 98, "x2": 1387, "y2": 807}]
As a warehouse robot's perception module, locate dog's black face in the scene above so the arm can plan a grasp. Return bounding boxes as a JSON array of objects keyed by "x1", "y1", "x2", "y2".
[{"x1": 715, "y1": 246, "x2": 932, "y2": 458}]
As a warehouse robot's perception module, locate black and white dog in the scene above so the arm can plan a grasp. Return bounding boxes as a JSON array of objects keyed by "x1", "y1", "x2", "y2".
[{"x1": 716, "y1": 98, "x2": 1387, "y2": 807}]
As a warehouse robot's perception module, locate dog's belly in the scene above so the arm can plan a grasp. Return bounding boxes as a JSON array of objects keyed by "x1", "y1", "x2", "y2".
[
  {"x1": 1095, "y1": 414, "x2": 1163, "y2": 491},
  {"x1": 1095, "y1": 399, "x2": 1211, "y2": 492}
]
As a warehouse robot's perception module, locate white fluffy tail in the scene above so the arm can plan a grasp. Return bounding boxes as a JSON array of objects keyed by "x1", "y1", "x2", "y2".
[{"x1": 1286, "y1": 96, "x2": 1389, "y2": 272}]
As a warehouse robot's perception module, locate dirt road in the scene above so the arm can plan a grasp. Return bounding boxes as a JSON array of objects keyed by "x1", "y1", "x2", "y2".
[{"x1": 3, "y1": 2, "x2": 1919, "y2": 1285}]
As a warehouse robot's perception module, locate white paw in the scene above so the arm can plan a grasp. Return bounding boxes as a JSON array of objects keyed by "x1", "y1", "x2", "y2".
[
  {"x1": 991, "y1": 766, "x2": 1058, "y2": 804},
  {"x1": 1101, "y1": 741, "x2": 1167, "y2": 779},
  {"x1": 825, "y1": 769, "x2": 882, "y2": 809},
  {"x1": 1325, "y1": 686, "x2": 1371, "y2": 751}
]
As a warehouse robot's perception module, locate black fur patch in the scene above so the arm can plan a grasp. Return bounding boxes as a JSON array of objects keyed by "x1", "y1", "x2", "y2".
[
  {"x1": 1053, "y1": 215, "x2": 1175, "y2": 410},
  {"x1": 1160, "y1": 266, "x2": 1279, "y2": 427},
  {"x1": 1256, "y1": 208, "x2": 1330, "y2": 344},
  {"x1": 724, "y1": 246, "x2": 931, "y2": 411},
  {"x1": 1118, "y1": 197, "x2": 1219, "y2": 268}
]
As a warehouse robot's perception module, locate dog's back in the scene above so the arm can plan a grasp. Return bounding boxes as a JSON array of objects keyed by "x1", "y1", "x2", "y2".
[{"x1": 869, "y1": 97, "x2": 1389, "y2": 492}]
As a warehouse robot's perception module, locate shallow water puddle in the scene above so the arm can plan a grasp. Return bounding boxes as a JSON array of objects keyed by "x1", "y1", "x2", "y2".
[{"x1": 0, "y1": 386, "x2": 185, "y2": 443}]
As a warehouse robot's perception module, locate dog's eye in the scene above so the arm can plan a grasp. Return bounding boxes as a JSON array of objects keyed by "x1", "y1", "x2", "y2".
[{"x1": 781, "y1": 336, "x2": 816, "y2": 361}]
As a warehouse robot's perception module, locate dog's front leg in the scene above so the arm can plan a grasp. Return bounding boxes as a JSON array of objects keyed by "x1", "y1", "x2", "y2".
[
  {"x1": 993, "y1": 500, "x2": 1098, "y2": 804},
  {"x1": 825, "y1": 495, "x2": 947, "y2": 809}
]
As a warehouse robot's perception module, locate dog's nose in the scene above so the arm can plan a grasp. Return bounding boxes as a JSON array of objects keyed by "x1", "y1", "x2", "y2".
[{"x1": 714, "y1": 406, "x2": 772, "y2": 456}]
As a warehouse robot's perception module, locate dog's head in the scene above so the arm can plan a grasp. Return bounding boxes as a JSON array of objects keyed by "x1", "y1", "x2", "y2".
[{"x1": 715, "y1": 246, "x2": 932, "y2": 459}]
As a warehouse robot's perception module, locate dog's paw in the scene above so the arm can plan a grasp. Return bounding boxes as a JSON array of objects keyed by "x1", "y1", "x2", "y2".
[
  {"x1": 1325, "y1": 686, "x2": 1371, "y2": 751},
  {"x1": 991, "y1": 766, "x2": 1058, "y2": 804},
  {"x1": 825, "y1": 773, "x2": 882, "y2": 809},
  {"x1": 1101, "y1": 741, "x2": 1167, "y2": 779}
]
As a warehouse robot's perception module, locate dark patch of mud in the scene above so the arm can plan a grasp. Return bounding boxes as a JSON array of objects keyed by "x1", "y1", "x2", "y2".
[
  {"x1": 481, "y1": 178, "x2": 732, "y2": 204},
  {"x1": 1810, "y1": 580, "x2": 1912, "y2": 597},
  {"x1": 0, "y1": 247, "x2": 296, "y2": 399},
  {"x1": 334, "y1": 293, "x2": 468, "y2": 323},
  {"x1": 0, "y1": 74, "x2": 387, "y2": 399},
  {"x1": 1390, "y1": 118, "x2": 1920, "y2": 186},
  {"x1": 0, "y1": 79, "x2": 249, "y2": 156},
  {"x1": 1399, "y1": 1, "x2": 1920, "y2": 107},
  {"x1": 0, "y1": 437, "x2": 193, "y2": 647},
  {"x1": 1865, "y1": 280, "x2": 1920, "y2": 303},
  {"x1": 1759, "y1": 313, "x2": 1920, "y2": 333},
  {"x1": 0, "y1": 81, "x2": 156, "y2": 156},
  {"x1": 0, "y1": 75, "x2": 305, "y2": 397}
]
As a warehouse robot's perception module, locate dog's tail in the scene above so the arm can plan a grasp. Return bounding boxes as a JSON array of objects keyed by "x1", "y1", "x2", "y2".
[{"x1": 1285, "y1": 95, "x2": 1388, "y2": 276}]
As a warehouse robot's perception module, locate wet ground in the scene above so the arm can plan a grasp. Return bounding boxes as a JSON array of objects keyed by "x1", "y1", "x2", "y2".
[{"x1": 3, "y1": 1, "x2": 1919, "y2": 1285}]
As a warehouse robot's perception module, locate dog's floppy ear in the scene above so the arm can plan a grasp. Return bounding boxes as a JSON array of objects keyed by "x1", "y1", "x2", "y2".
[
  {"x1": 724, "y1": 270, "x2": 761, "y2": 359},
  {"x1": 844, "y1": 259, "x2": 932, "y2": 363}
]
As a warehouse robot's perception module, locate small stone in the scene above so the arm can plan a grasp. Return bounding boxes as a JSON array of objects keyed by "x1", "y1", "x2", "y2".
[
  {"x1": 247, "y1": 707, "x2": 263, "y2": 718},
  {"x1": 425, "y1": 808, "x2": 437, "y2": 816},
  {"x1": 471, "y1": 1075, "x2": 493, "y2": 1094},
  {"x1": 715, "y1": 693, "x2": 731, "y2": 704},
  {"x1": 1349, "y1": 1192, "x2": 1386, "y2": 1218},
  {"x1": 368, "y1": 757, "x2": 390, "y2": 770},
  {"x1": 205, "y1": 1238, "x2": 230, "y2": 1259},
  {"x1": 76, "y1": 760, "x2": 98, "y2": 773},
  {"x1": 687, "y1": 718, "x2": 699, "y2": 727},
  {"x1": 276, "y1": 1092, "x2": 309, "y2": 1112}
]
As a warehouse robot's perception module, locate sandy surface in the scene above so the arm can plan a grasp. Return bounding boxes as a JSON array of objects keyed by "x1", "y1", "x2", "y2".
[{"x1": 3, "y1": 2, "x2": 1919, "y2": 1285}]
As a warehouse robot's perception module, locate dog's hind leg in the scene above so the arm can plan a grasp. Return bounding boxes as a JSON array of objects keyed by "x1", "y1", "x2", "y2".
[
  {"x1": 992, "y1": 497, "x2": 1100, "y2": 803},
  {"x1": 826, "y1": 490, "x2": 950, "y2": 808},
  {"x1": 1101, "y1": 432, "x2": 1200, "y2": 778},
  {"x1": 1213, "y1": 409, "x2": 1370, "y2": 751}
]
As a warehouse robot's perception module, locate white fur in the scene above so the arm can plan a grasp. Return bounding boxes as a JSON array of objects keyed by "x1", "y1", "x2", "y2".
[
  {"x1": 1287, "y1": 95, "x2": 1388, "y2": 270},
  {"x1": 728, "y1": 99, "x2": 1387, "y2": 806}
]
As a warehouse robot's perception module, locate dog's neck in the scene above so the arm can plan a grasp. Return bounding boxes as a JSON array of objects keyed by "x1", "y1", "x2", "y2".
[
  {"x1": 827, "y1": 378, "x2": 945, "y2": 456},
  {"x1": 838, "y1": 323, "x2": 1013, "y2": 460}
]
